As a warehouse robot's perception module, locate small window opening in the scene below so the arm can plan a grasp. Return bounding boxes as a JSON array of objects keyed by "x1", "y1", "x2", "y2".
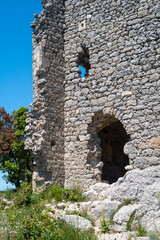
[
  {"x1": 77, "y1": 44, "x2": 90, "y2": 78},
  {"x1": 79, "y1": 65, "x2": 86, "y2": 78},
  {"x1": 51, "y1": 141, "x2": 56, "y2": 151}
]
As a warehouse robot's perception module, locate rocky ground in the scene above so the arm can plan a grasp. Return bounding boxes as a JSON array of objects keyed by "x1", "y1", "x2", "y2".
[
  {"x1": 1, "y1": 166, "x2": 160, "y2": 239},
  {"x1": 41, "y1": 166, "x2": 160, "y2": 240}
]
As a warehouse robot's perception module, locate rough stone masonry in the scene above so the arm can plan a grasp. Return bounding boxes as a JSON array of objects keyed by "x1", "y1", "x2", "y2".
[{"x1": 25, "y1": 0, "x2": 160, "y2": 193}]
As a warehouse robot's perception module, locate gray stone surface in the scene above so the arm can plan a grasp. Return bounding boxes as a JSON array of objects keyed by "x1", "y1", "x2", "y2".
[
  {"x1": 136, "y1": 238, "x2": 150, "y2": 240},
  {"x1": 113, "y1": 204, "x2": 138, "y2": 231},
  {"x1": 83, "y1": 166, "x2": 160, "y2": 231},
  {"x1": 26, "y1": 0, "x2": 160, "y2": 191},
  {"x1": 25, "y1": 0, "x2": 65, "y2": 190},
  {"x1": 61, "y1": 214, "x2": 93, "y2": 230},
  {"x1": 97, "y1": 232, "x2": 131, "y2": 240},
  {"x1": 25, "y1": 0, "x2": 160, "y2": 232}
]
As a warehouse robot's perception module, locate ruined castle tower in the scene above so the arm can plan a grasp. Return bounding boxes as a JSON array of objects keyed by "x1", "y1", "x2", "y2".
[{"x1": 25, "y1": 0, "x2": 160, "y2": 190}]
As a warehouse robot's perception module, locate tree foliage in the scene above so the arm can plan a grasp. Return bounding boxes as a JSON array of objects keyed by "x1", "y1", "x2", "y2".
[
  {"x1": 0, "y1": 107, "x2": 33, "y2": 188},
  {"x1": 0, "y1": 107, "x2": 15, "y2": 155}
]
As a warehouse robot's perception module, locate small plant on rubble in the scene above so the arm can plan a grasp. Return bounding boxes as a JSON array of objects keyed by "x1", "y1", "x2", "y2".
[
  {"x1": 135, "y1": 220, "x2": 147, "y2": 237},
  {"x1": 100, "y1": 209, "x2": 111, "y2": 233}
]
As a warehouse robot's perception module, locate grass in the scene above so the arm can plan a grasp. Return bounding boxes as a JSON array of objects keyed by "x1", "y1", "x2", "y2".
[
  {"x1": 127, "y1": 220, "x2": 160, "y2": 240},
  {"x1": 126, "y1": 213, "x2": 135, "y2": 231},
  {"x1": 0, "y1": 184, "x2": 97, "y2": 240},
  {"x1": 39, "y1": 184, "x2": 86, "y2": 203},
  {"x1": 127, "y1": 230, "x2": 160, "y2": 240},
  {"x1": 135, "y1": 220, "x2": 147, "y2": 237}
]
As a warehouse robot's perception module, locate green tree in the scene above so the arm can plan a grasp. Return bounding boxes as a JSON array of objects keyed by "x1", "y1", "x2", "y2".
[{"x1": 0, "y1": 107, "x2": 33, "y2": 188}]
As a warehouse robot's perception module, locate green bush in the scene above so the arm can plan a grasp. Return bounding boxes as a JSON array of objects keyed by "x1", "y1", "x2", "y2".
[
  {"x1": 0, "y1": 184, "x2": 94, "y2": 240},
  {"x1": 39, "y1": 184, "x2": 65, "y2": 202},
  {"x1": 12, "y1": 183, "x2": 39, "y2": 207},
  {"x1": 65, "y1": 185, "x2": 86, "y2": 202},
  {"x1": 2, "y1": 206, "x2": 97, "y2": 240},
  {"x1": 39, "y1": 184, "x2": 85, "y2": 203}
]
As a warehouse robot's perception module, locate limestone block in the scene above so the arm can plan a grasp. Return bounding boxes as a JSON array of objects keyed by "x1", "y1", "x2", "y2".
[
  {"x1": 83, "y1": 189, "x2": 98, "y2": 201},
  {"x1": 136, "y1": 238, "x2": 150, "y2": 240},
  {"x1": 64, "y1": 203, "x2": 80, "y2": 214},
  {"x1": 78, "y1": 20, "x2": 86, "y2": 31},
  {"x1": 122, "y1": 91, "x2": 132, "y2": 97},
  {"x1": 113, "y1": 204, "x2": 138, "y2": 231},
  {"x1": 89, "y1": 199, "x2": 120, "y2": 223},
  {"x1": 56, "y1": 203, "x2": 66, "y2": 209},
  {"x1": 148, "y1": 136, "x2": 160, "y2": 149},
  {"x1": 61, "y1": 214, "x2": 93, "y2": 230}
]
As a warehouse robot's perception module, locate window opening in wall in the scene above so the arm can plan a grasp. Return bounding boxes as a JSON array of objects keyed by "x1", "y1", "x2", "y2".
[
  {"x1": 79, "y1": 65, "x2": 86, "y2": 78},
  {"x1": 98, "y1": 121, "x2": 130, "y2": 184},
  {"x1": 77, "y1": 44, "x2": 90, "y2": 78},
  {"x1": 51, "y1": 141, "x2": 56, "y2": 151}
]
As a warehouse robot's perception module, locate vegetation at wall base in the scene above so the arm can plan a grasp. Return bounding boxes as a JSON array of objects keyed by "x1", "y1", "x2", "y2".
[
  {"x1": 39, "y1": 184, "x2": 86, "y2": 203},
  {"x1": 0, "y1": 107, "x2": 33, "y2": 188},
  {"x1": 0, "y1": 184, "x2": 97, "y2": 240}
]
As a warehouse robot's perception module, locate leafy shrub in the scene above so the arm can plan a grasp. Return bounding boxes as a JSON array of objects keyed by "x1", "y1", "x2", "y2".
[
  {"x1": 65, "y1": 185, "x2": 86, "y2": 202},
  {"x1": 13, "y1": 183, "x2": 39, "y2": 206},
  {"x1": 39, "y1": 184, "x2": 65, "y2": 202},
  {"x1": 0, "y1": 189, "x2": 15, "y2": 200},
  {"x1": 3, "y1": 205, "x2": 97, "y2": 240},
  {"x1": 39, "y1": 184, "x2": 85, "y2": 203},
  {"x1": 0, "y1": 184, "x2": 95, "y2": 240}
]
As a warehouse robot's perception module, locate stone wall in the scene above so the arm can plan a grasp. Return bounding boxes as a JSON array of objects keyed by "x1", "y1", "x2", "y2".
[
  {"x1": 26, "y1": 0, "x2": 160, "y2": 190},
  {"x1": 64, "y1": 0, "x2": 160, "y2": 189},
  {"x1": 25, "y1": 0, "x2": 65, "y2": 189}
]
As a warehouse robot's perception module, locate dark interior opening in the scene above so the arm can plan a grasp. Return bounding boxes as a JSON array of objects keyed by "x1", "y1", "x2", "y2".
[
  {"x1": 98, "y1": 120, "x2": 130, "y2": 184},
  {"x1": 77, "y1": 43, "x2": 90, "y2": 77}
]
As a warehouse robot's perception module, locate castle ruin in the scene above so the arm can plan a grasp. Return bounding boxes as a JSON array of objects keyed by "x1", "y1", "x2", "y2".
[{"x1": 25, "y1": 0, "x2": 160, "y2": 191}]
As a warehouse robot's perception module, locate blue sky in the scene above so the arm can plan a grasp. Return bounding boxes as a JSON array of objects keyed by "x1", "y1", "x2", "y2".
[
  {"x1": 0, "y1": 1, "x2": 86, "y2": 191},
  {"x1": 0, "y1": 0, "x2": 43, "y2": 191}
]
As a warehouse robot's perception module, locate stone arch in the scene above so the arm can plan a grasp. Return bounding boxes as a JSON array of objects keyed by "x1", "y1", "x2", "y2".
[{"x1": 87, "y1": 110, "x2": 130, "y2": 184}]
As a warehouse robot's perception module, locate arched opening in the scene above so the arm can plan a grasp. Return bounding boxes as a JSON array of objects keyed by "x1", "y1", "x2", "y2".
[
  {"x1": 98, "y1": 120, "x2": 130, "y2": 184},
  {"x1": 87, "y1": 112, "x2": 130, "y2": 184}
]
